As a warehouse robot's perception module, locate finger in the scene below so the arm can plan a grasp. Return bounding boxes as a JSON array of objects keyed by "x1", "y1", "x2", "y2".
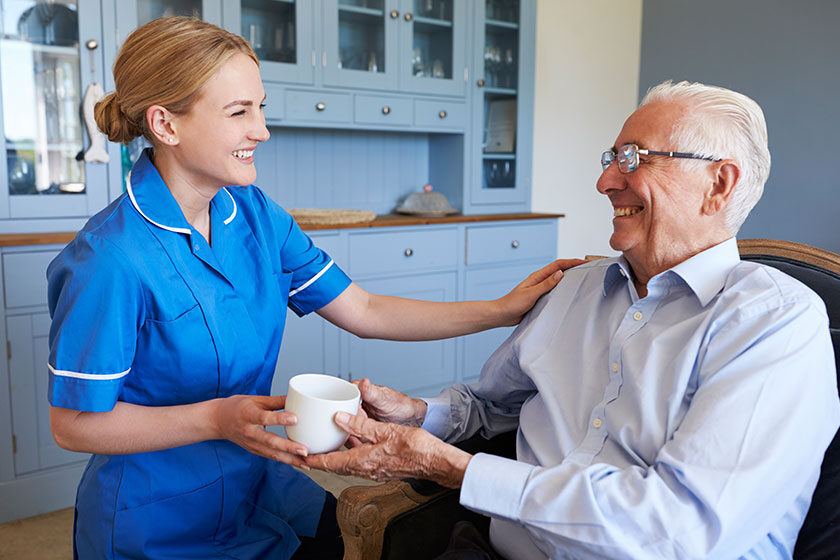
[
  {"x1": 253, "y1": 427, "x2": 309, "y2": 457},
  {"x1": 555, "y1": 258, "x2": 588, "y2": 270},
  {"x1": 334, "y1": 411, "x2": 385, "y2": 442},
  {"x1": 250, "y1": 394, "x2": 287, "y2": 410},
  {"x1": 256, "y1": 409, "x2": 297, "y2": 427}
]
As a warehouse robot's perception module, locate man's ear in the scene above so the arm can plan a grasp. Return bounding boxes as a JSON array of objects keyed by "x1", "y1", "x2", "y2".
[
  {"x1": 702, "y1": 160, "x2": 740, "y2": 216},
  {"x1": 146, "y1": 105, "x2": 179, "y2": 146}
]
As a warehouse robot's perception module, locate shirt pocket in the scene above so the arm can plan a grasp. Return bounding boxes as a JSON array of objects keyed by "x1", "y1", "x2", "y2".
[{"x1": 113, "y1": 476, "x2": 223, "y2": 557}]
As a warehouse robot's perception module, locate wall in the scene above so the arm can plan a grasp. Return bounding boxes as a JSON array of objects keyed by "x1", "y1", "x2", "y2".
[
  {"x1": 531, "y1": 0, "x2": 643, "y2": 259},
  {"x1": 638, "y1": 0, "x2": 840, "y2": 253}
]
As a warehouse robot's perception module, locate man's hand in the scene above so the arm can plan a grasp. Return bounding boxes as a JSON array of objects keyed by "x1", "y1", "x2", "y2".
[
  {"x1": 354, "y1": 378, "x2": 427, "y2": 427},
  {"x1": 496, "y1": 258, "x2": 587, "y2": 326},
  {"x1": 213, "y1": 395, "x2": 309, "y2": 467},
  {"x1": 305, "y1": 411, "x2": 471, "y2": 489}
]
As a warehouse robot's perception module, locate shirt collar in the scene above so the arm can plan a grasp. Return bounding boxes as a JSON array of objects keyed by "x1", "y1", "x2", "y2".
[
  {"x1": 602, "y1": 237, "x2": 741, "y2": 306},
  {"x1": 126, "y1": 148, "x2": 237, "y2": 235}
]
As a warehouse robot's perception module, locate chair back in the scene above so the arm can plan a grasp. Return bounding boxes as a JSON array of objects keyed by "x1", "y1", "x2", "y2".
[{"x1": 738, "y1": 239, "x2": 840, "y2": 560}]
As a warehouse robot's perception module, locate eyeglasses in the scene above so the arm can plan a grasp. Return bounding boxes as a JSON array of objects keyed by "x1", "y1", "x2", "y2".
[{"x1": 601, "y1": 143, "x2": 721, "y2": 173}]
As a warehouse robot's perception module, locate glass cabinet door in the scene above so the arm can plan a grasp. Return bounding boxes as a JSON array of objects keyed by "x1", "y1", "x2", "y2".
[
  {"x1": 323, "y1": 0, "x2": 398, "y2": 90},
  {"x1": 224, "y1": 0, "x2": 313, "y2": 84},
  {"x1": 0, "y1": 0, "x2": 108, "y2": 219},
  {"x1": 399, "y1": 0, "x2": 466, "y2": 96},
  {"x1": 470, "y1": 0, "x2": 530, "y2": 206}
]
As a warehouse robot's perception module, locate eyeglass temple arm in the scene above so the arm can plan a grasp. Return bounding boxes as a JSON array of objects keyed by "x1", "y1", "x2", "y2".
[{"x1": 639, "y1": 149, "x2": 720, "y2": 162}]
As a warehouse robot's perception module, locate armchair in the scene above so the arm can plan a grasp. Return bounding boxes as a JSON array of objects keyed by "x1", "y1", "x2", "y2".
[{"x1": 337, "y1": 239, "x2": 840, "y2": 560}]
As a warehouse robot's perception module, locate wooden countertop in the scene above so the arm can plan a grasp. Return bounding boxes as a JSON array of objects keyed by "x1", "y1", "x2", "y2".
[{"x1": 0, "y1": 212, "x2": 564, "y2": 247}]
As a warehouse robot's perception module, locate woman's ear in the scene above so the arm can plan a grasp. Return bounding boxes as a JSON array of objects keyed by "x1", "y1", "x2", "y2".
[
  {"x1": 146, "y1": 105, "x2": 179, "y2": 146},
  {"x1": 703, "y1": 160, "x2": 740, "y2": 216}
]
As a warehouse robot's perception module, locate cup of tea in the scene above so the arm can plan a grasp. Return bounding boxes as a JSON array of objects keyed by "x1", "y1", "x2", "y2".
[{"x1": 285, "y1": 374, "x2": 361, "y2": 454}]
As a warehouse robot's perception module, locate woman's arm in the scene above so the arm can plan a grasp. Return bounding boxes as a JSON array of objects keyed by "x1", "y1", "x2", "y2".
[
  {"x1": 316, "y1": 258, "x2": 583, "y2": 340},
  {"x1": 50, "y1": 395, "x2": 310, "y2": 466}
]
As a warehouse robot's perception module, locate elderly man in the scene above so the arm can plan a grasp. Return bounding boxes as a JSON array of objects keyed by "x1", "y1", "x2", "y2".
[{"x1": 307, "y1": 81, "x2": 839, "y2": 559}]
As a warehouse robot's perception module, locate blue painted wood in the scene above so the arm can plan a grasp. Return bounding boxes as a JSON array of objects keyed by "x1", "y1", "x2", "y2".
[
  {"x1": 347, "y1": 227, "x2": 458, "y2": 277},
  {"x1": 285, "y1": 89, "x2": 353, "y2": 123},
  {"x1": 414, "y1": 99, "x2": 467, "y2": 129},
  {"x1": 465, "y1": 221, "x2": 555, "y2": 266},
  {"x1": 263, "y1": 83, "x2": 286, "y2": 122},
  {"x1": 2, "y1": 250, "x2": 59, "y2": 309},
  {"x1": 354, "y1": 94, "x2": 413, "y2": 126},
  {"x1": 347, "y1": 271, "x2": 458, "y2": 394}
]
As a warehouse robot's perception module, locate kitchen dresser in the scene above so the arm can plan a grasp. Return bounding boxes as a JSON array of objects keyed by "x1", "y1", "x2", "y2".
[{"x1": 0, "y1": 0, "x2": 560, "y2": 522}]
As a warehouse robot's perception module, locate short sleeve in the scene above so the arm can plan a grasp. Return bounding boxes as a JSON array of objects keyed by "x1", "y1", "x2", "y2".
[{"x1": 47, "y1": 233, "x2": 144, "y2": 412}]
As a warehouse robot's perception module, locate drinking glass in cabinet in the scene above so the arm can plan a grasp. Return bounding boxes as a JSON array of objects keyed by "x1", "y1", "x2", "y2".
[
  {"x1": 2, "y1": 0, "x2": 86, "y2": 195},
  {"x1": 337, "y1": 0, "x2": 385, "y2": 72},
  {"x1": 137, "y1": 0, "x2": 201, "y2": 26},
  {"x1": 411, "y1": 5, "x2": 453, "y2": 80},
  {"x1": 241, "y1": 0, "x2": 297, "y2": 64},
  {"x1": 484, "y1": 159, "x2": 515, "y2": 189}
]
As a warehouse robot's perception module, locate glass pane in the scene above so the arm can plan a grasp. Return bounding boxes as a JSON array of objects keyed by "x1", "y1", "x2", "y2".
[
  {"x1": 242, "y1": 0, "x2": 296, "y2": 64},
  {"x1": 483, "y1": 158, "x2": 515, "y2": 189},
  {"x1": 410, "y1": 1, "x2": 452, "y2": 80},
  {"x1": 2, "y1": 0, "x2": 85, "y2": 195},
  {"x1": 486, "y1": 0, "x2": 519, "y2": 24},
  {"x1": 337, "y1": 0, "x2": 384, "y2": 72},
  {"x1": 484, "y1": 27, "x2": 518, "y2": 89},
  {"x1": 137, "y1": 0, "x2": 201, "y2": 26}
]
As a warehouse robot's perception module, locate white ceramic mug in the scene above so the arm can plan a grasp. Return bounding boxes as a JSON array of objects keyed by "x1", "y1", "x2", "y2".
[{"x1": 285, "y1": 373, "x2": 361, "y2": 454}]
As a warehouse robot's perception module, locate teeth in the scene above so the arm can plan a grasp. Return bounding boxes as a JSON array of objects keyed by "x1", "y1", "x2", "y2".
[
  {"x1": 233, "y1": 149, "x2": 254, "y2": 159},
  {"x1": 614, "y1": 207, "x2": 642, "y2": 217}
]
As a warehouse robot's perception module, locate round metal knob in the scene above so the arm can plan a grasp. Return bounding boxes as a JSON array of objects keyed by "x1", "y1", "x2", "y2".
[
  {"x1": 511, "y1": 240, "x2": 520, "y2": 249},
  {"x1": 315, "y1": 102, "x2": 326, "y2": 111},
  {"x1": 476, "y1": 79, "x2": 485, "y2": 87},
  {"x1": 404, "y1": 12, "x2": 413, "y2": 21},
  {"x1": 404, "y1": 248, "x2": 414, "y2": 257},
  {"x1": 390, "y1": 10, "x2": 400, "y2": 19},
  {"x1": 85, "y1": 39, "x2": 98, "y2": 50},
  {"x1": 438, "y1": 110, "x2": 447, "y2": 119},
  {"x1": 382, "y1": 105, "x2": 391, "y2": 115}
]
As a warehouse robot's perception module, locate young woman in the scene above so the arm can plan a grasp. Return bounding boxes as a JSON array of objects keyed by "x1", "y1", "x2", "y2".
[{"x1": 47, "y1": 17, "x2": 576, "y2": 559}]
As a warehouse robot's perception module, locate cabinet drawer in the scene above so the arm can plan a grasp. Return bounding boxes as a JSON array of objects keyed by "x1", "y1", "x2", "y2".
[
  {"x1": 285, "y1": 90, "x2": 351, "y2": 123},
  {"x1": 263, "y1": 83, "x2": 284, "y2": 122},
  {"x1": 414, "y1": 100, "x2": 467, "y2": 129},
  {"x1": 348, "y1": 229, "x2": 458, "y2": 276},
  {"x1": 466, "y1": 222, "x2": 554, "y2": 266},
  {"x1": 355, "y1": 95, "x2": 412, "y2": 126},
  {"x1": 3, "y1": 251, "x2": 59, "y2": 309}
]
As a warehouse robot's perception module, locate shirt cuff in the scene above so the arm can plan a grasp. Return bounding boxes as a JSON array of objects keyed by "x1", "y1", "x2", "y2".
[
  {"x1": 420, "y1": 394, "x2": 452, "y2": 438},
  {"x1": 48, "y1": 370, "x2": 122, "y2": 412},
  {"x1": 460, "y1": 452, "x2": 534, "y2": 521},
  {"x1": 288, "y1": 262, "x2": 352, "y2": 317}
]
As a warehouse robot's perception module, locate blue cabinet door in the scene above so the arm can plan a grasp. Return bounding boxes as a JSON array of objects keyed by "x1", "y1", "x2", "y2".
[
  {"x1": 462, "y1": 263, "x2": 536, "y2": 384},
  {"x1": 347, "y1": 271, "x2": 457, "y2": 396},
  {"x1": 0, "y1": 0, "x2": 110, "y2": 221},
  {"x1": 222, "y1": 0, "x2": 316, "y2": 85},
  {"x1": 7, "y1": 313, "x2": 89, "y2": 475}
]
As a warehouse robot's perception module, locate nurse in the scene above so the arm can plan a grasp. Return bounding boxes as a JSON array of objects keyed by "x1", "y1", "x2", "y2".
[{"x1": 47, "y1": 16, "x2": 577, "y2": 560}]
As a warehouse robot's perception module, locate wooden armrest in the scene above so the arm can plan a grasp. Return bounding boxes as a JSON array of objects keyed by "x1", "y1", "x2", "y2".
[{"x1": 338, "y1": 480, "x2": 452, "y2": 560}]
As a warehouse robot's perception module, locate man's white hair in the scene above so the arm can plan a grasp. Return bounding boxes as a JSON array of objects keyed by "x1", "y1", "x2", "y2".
[{"x1": 640, "y1": 81, "x2": 771, "y2": 234}]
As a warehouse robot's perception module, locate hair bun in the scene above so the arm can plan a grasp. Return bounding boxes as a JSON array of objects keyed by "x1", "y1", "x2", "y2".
[{"x1": 94, "y1": 92, "x2": 142, "y2": 144}]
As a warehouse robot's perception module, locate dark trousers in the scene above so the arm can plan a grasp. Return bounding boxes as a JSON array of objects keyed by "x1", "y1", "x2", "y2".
[
  {"x1": 434, "y1": 520, "x2": 506, "y2": 560},
  {"x1": 291, "y1": 492, "x2": 344, "y2": 559}
]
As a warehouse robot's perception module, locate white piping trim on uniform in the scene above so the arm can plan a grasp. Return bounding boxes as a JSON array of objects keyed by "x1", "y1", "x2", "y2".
[
  {"x1": 222, "y1": 187, "x2": 237, "y2": 225},
  {"x1": 48, "y1": 363, "x2": 130, "y2": 381},
  {"x1": 126, "y1": 172, "x2": 192, "y2": 235},
  {"x1": 289, "y1": 260, "x2": 334, "y2": 297}
]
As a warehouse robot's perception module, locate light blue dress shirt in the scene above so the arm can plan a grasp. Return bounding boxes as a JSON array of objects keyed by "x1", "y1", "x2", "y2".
[{"x1": 423, "y1": 238, "x2": 839, "y2": 560}]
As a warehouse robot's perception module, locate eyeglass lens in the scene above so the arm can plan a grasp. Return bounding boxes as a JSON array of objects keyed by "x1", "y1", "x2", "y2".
[{"x1": 601, "y1": 144, "x2": 639, "y2": 173}]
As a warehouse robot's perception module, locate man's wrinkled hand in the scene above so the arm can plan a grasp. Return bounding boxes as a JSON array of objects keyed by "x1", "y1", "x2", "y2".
[{"x1": 305, "y1": 411, "x2": 470, "y2": 489}]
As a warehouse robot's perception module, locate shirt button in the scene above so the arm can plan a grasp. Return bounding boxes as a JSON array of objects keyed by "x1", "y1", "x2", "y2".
[
  {"x1": 633, "y1": 311, "x2": 643, "y2": 321},
  {"x1": 593, "y1": 418, "x2": 603, "y2": 428},
  {"x1": 194, "y1": 244, "x2": 200, "y2": 251},
  {"x1": 612, "y1": 362, "x2": 619, "y2": 372},
  {"x1": 619, "y1": 269, "x2": 627, "y2": 277}
]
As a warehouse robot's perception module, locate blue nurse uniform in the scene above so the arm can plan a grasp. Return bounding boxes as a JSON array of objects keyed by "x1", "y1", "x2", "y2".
[{"x1": 47, "y1": 149, "x2": 351, "y2": 559}]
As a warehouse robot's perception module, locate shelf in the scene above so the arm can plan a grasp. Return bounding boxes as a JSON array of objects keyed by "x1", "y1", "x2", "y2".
[
  {"x1": 0, "y1": 36, "x2": 78, "y2": 56},
  {"x1": 338, "y1": 5, "x2": 384, "y2": 18},
  {"x1": 484, "y1": 87, "x2": 517, "y2": 96},
  {"x1": 414, "y1": 16, "x2": 453, "y2": 29},
  {"x1": 486, "y1": 19, "x2": 519, "y2": 30},
  {"x1": 483, "y1": 153, "x2": 516, "y2": 159}
]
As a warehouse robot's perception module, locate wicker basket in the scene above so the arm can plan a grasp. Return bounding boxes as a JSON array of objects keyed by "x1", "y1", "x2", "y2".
[{"x1": 288, "y1": 208, "x2": 377, "y2": 226}]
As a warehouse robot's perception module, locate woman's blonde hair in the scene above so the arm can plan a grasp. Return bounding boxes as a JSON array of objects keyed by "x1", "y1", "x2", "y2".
[{"x1": 94, "y1": 17, "x2": 258, "y2": 145}]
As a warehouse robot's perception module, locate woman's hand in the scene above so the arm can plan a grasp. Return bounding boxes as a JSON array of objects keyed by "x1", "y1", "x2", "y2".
[
  {"x1": 212, "y1": 394, "x2": 310, "y2": 467},
  {"x1": 495, "y1": 258, "x2": 586, "y2": 326},
  {"x1": 354, "y1": 378, "x2": 427, "y2": 427},
  {"x1": 305, "y1": 411, "x2": 471, "y2": 489}
]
